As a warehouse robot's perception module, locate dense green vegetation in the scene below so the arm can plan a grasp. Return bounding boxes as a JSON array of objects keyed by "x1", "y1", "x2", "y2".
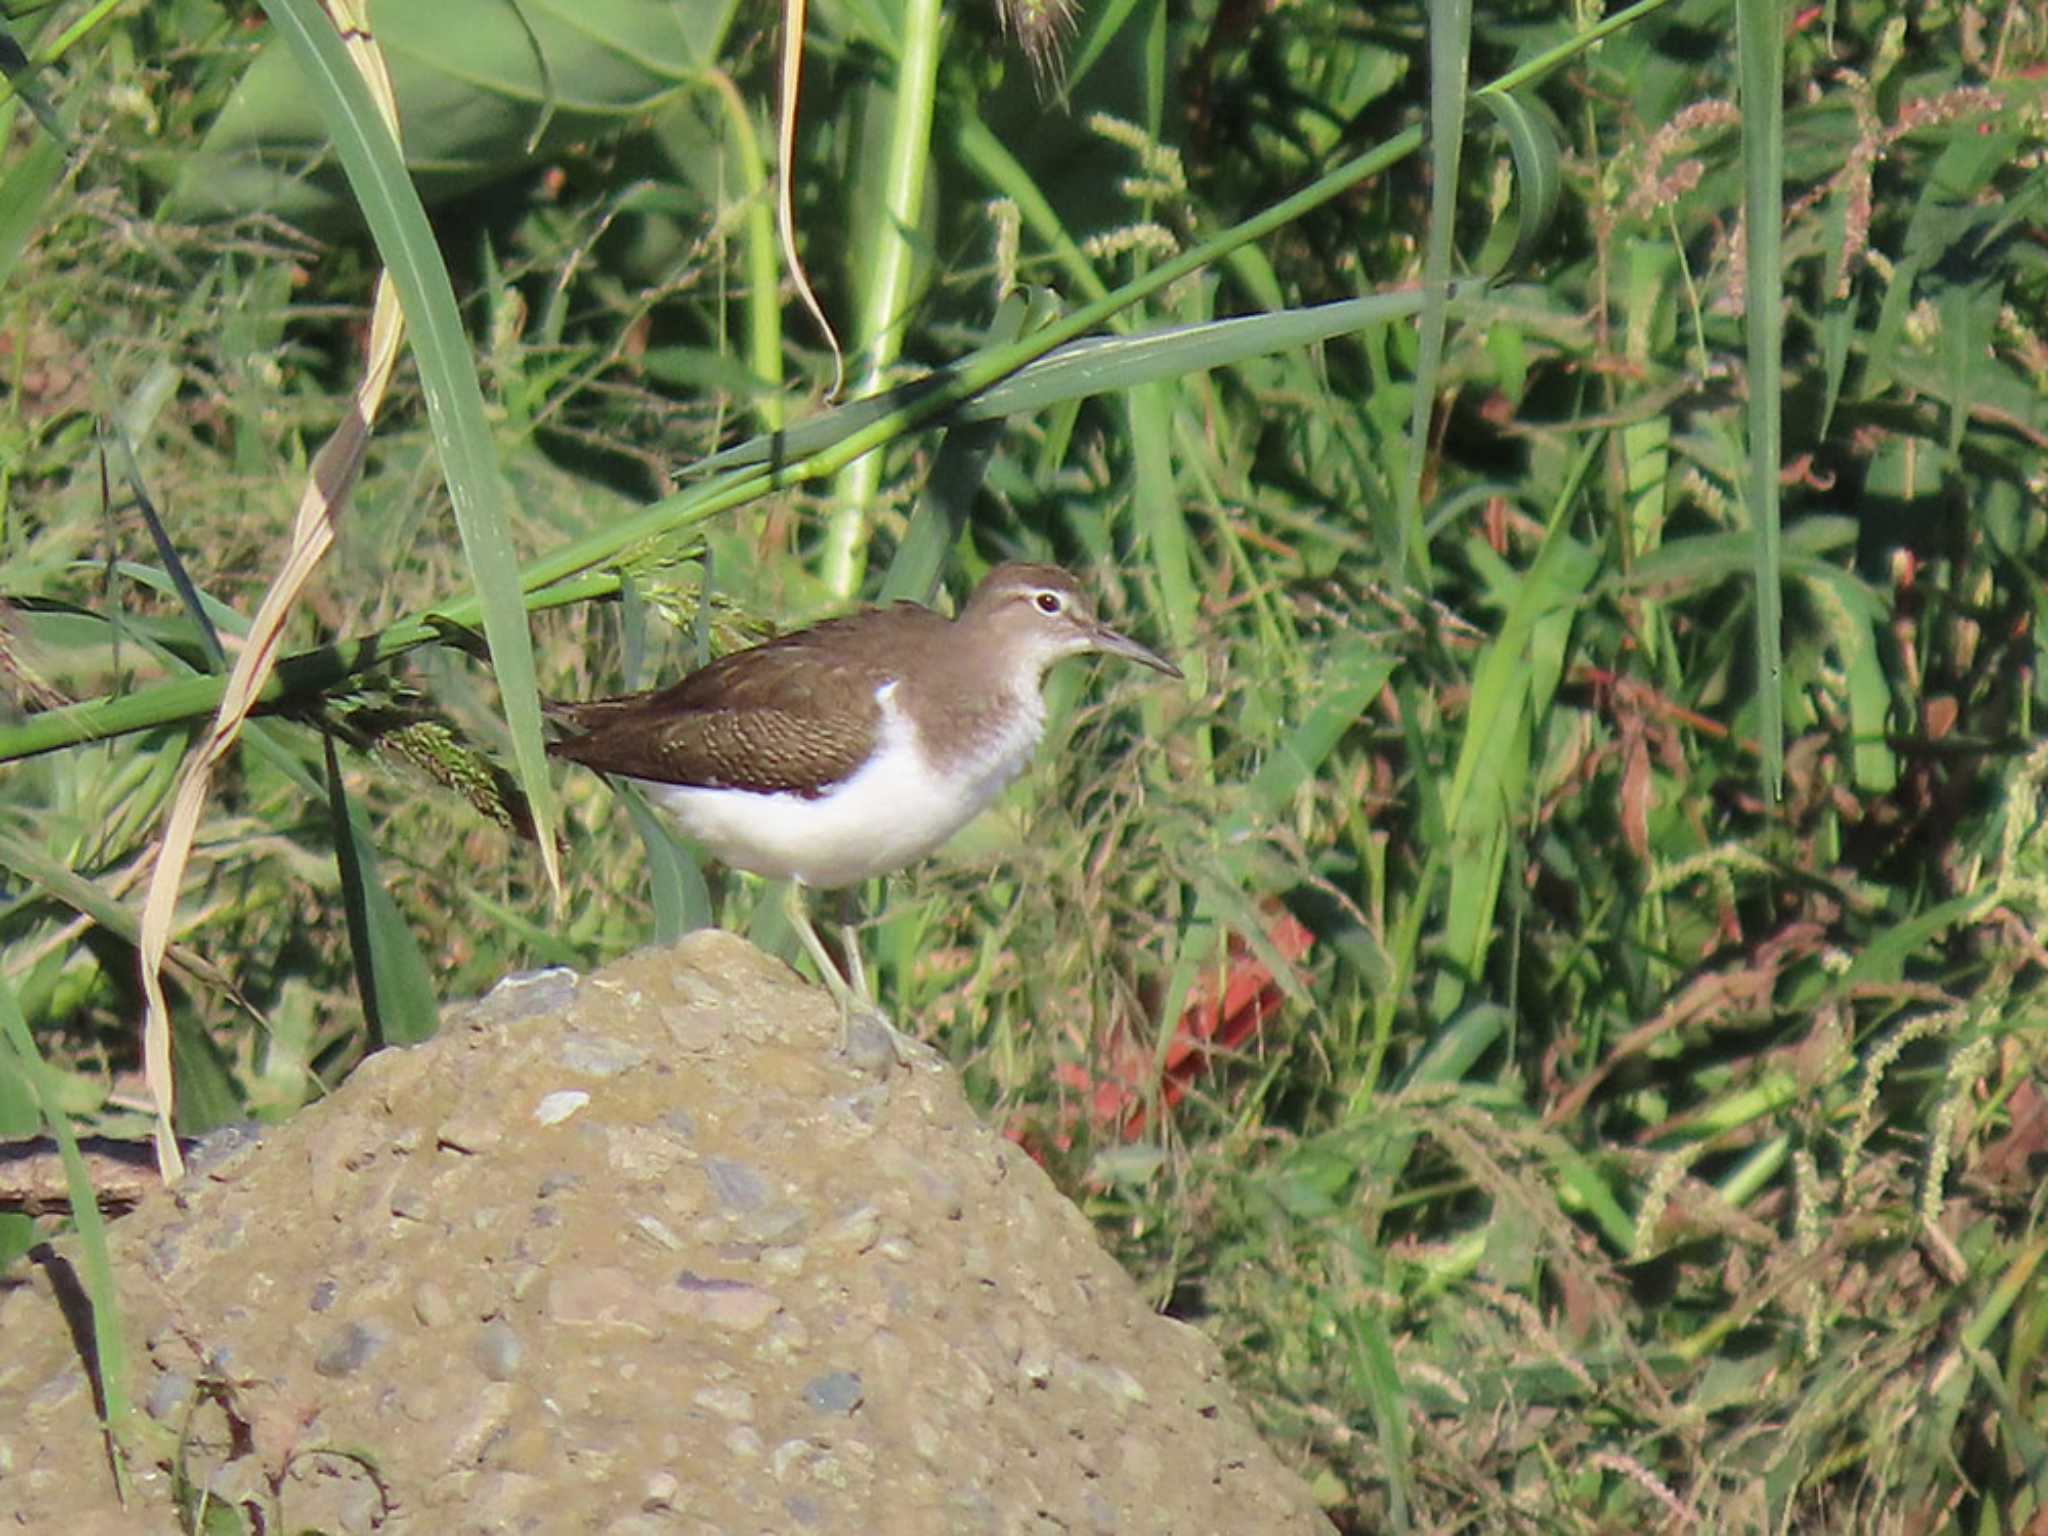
[{"x1": 3, "y1": 0, "x2": 2047, "y2": 1527}]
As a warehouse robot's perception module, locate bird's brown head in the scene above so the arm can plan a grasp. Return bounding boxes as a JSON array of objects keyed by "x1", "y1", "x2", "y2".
[{"x1": 961, "y1": 563, "x2": 1184, "y2": 683}]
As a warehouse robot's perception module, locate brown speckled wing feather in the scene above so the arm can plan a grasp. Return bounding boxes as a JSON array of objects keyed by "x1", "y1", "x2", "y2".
[
  {"x1": 550, "y1": 702, "x2": 879, "y2": 796},
  {"x1": 546, "y1": 613, "x2": 919, "y2": 796}
]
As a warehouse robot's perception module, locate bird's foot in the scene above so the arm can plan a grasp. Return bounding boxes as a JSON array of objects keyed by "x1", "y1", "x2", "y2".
[{"x1": 837, "y1": 996, "x2": 938, "y2": 1074}]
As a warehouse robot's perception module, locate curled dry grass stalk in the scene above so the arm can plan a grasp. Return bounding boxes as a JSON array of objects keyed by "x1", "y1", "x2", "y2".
[{"x1": 133, "y1": 1, "x2": 407, "y2": 1186}]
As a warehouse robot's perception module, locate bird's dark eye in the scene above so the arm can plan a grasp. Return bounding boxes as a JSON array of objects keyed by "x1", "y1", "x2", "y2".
[{"x1": 1035, "y1": 590, "x2": 1063, "y2": 615}]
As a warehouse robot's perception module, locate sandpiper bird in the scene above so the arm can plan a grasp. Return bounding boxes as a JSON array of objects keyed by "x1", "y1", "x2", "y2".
[{"x1": 547, "y1": 562, "x2": 1182, "y2": 1056}]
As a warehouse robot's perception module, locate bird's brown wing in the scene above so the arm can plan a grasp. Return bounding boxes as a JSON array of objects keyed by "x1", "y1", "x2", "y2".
[{"x1": 547, "y1": 636, "x2": 887, "y2": 797}]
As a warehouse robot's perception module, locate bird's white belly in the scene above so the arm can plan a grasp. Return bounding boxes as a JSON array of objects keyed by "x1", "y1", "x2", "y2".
[{"x1": 631, "y1": 692, "x2": 1044, "y2": 890}]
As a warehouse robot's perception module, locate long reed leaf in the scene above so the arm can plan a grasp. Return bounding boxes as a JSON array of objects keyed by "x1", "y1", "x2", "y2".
[
  {"x1": 1402, "y1": 0, "x2": 1471, "y2": 578},
  {"x1": 256, "y1": 0, "x2": 561, "y2": 895},
  {"x1": 823, "y1": 0, "x2": 948, "y2": 595},
  {"x1": 1737, "y1": 0, "x2": 1786, "y2": 799}
]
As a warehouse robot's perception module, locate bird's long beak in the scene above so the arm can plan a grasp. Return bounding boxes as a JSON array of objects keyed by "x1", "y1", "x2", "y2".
[{"x1": 1089, "y1": 621, "x2": 1184, "y2": 680}]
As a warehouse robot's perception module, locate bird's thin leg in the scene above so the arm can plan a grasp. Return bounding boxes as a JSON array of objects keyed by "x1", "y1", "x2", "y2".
[
  {"x1": 782, "y1": 881, "x2": 857, "y2": 1024},
  {"x1": 834, "y1": 885, "x2": 872, "y2": 1005},
  {"x1": 780, "y1": 881, "x2": 923, "y2": 1067}
]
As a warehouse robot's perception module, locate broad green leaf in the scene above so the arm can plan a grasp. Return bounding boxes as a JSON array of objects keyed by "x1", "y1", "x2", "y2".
[{"x1": 165, "y1": 0, "x2": 733, "y2": 226}]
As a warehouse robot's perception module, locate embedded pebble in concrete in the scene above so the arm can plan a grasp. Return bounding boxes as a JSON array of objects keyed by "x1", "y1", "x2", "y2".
[
  {"x1": 313, "y1": 1320, "x2": 386, "y2": 1378},
  {"x1": 704, "y1": 1155, "x2": 770, "y2": 1212},
  {"x1": 0, "y1": 931, "x2": 1333, "y2": 1534},
  {"x1": 803, "y1": 1370, "x2": 863, "y2": 1415},
  {"x1": 471, "y1": 1318, "x2": 523, "y2": 1381},
  {"x1": 560, "y1": 1034, "x2": 648, "y2": 1078}
]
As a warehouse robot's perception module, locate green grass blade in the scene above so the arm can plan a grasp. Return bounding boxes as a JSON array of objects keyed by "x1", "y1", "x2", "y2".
[
  {"x1": 951, "y1": 110, "x2": 1112, "y2": 302},
  {"x1": 1433, "y1": 510, "x2": 1598, "y2": 1021},
  {"x1": 98, "y1": 432, "x2": 227, "y2": 670},
  {"x1": 0, "y1": 18, "x2": 64, "y2": 140},
  {"x1": 0, "y1": 1054, "x2": 30, "y2": 1269},
  {"x1": 1546, "y1": 1141, "x2": 1636, "y2": 1254},
  {"x1": 1805, "y1": 565, "x2": 1898, "y2": 794},
  {"x1": 623, "y1": 790, "x2": 713, "y2": 944},
  {"x1": 883, "y1": 419, "x2": 1003, "y2": 605},
  {"x1": 0, "y1": 826, "x2": 151, "y2": 944},
  {"x1": 457, "y1": 888, "x2": 584, "y2": 970},
  {"x1": 697, "y1": 69, "x2": 784, "y2": 434},
  {"x1": 1344, "y1": 1308, "x2": 1412, "y2": 1528},
  {"x1": 1402, "y1": 1005, "x2": 1508, "y2": 1090},
  {"x1": 1737, "y1": 0, "x2": 1786, "y2": 800},
  {"x1": 171, "y1": 1011, "x2": 245, "y2": 1136},
  {"x1": 0, "y1": 96, "x2": 64, "y2": 289},
  {"x1": 324, "y1": 733, "x2": 440, "y2": 1048},
  {"x1": 823, "y1": 0, "x2": 948, "y2": 596},
  {"x1": 0, "y1": 573, "x2": 619, "y2": 766},
  {"x1": 1225, "y1": 640, "x2": 1396, "y2": 839},
  {"x1": 693, "y1": 289, "x2": 1465, "y2": 478},
  {"x1": 1062, "y1": 0, "x2": 1147, "y2": 94},
  {"x1": 1126, "y1": 378, "x2": 1195, "y2": 643},
  {"x1": 1483, "y1": 0, "x2": 1687, "y2": 96},
  {"x1": 1471, "y1": 88, "x2": 1563, "y2": 275},
  {"x1": 0, "y1": 971, "x2": 132, "y2": 1469},
  {"x1": 1402, "y1": 0, "x2": 1472, "y2": 577},
  {"x1": 256, "y1": 0, "x2": 560, "y2": 891}
]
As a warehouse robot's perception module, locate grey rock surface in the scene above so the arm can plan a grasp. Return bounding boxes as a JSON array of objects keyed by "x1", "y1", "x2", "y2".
[{"x1": 0, "y1": 933, "x2": 1332, "y2": 1535}]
